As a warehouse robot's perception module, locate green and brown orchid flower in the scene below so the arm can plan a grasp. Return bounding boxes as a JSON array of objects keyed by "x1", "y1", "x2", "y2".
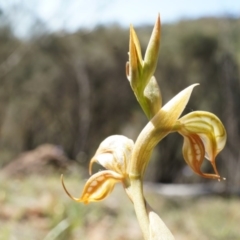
[
  {"x1": 62, "y1": 135, "x2": 134, "y2": 204},
  {"x1": 62, "y1": 14, "x2": 226, "y2": 240}
]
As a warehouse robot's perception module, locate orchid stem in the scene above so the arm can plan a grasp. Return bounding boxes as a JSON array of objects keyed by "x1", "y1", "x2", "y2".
[{"x1": 130, "y1": 177, "x2": 149, "y2": 240}]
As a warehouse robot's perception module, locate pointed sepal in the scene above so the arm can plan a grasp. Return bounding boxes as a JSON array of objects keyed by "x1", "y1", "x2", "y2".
[
  {"x1": 143, "y1": 14, "x2": 161, "y2": 85},
  {"x1": 130, "y1": 84, "x2": 198, "y2": 177},
  {"x1": 127, "y1": 25, "x2": 143, "y2": 92}
]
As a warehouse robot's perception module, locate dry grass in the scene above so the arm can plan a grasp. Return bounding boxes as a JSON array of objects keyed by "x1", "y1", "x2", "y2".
[{"x1": 0, "y1": 171, "x2": 239, "y2": 240}]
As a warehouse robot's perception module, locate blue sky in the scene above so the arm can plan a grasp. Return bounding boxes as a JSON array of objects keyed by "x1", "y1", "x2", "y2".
[
  {"x1": 0, "y1": 0, "x2": 240, "y2": 36},
  {"x1": 35, "y1": 0, "x2": 240, "y2": 29}
]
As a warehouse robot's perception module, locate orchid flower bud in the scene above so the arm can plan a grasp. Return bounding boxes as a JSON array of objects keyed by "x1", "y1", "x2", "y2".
[
  {"x1": 127, "y1": 15, "x2": 161, "y2": 119},
  {"x1": 143, "y1": 76, "x2": 162, "y2": 119}
]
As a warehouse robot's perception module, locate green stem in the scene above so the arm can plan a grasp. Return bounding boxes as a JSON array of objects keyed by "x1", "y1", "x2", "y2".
[{"x1": 130, "y1": 177, "x2": 149, "y2": 240}]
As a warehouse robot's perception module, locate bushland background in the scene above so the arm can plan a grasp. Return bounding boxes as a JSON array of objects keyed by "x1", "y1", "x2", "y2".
[{"x1": 0, "y1": 5, "x2": 240, "y2": 240}]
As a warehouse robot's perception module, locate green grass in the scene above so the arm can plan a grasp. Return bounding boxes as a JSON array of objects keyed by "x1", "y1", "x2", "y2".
[{"x1": 0, "y1": 171, "x2": 239, "y2": 240}]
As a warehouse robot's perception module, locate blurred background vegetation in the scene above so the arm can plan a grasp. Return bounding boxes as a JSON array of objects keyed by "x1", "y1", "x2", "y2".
[
  {"x1": 1, "y1": 16, "x2": 240, "y2": 186},
  {"x1": 0, "y1": 2, "x2": 240, "y2": 239}
]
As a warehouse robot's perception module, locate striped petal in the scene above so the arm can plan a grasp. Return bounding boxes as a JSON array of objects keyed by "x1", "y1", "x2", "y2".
[
  {"x1": 177, "y1": 111, "x2": 227, "y2": 179},
  {"x1": 61, "y1": 170, "x2": 124, "y2": 204},
  {"x1": 181, "y1": 133, "x2": 220, "y2": 179}
]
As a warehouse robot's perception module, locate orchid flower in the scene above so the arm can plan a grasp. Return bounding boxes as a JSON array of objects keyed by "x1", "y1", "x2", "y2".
[
  {"x1": 62, "y1": 14, "x2": 226, "y2": 240},
  {"x1": 62, "y1": 135, "x2": 133, "y2": 204}
]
